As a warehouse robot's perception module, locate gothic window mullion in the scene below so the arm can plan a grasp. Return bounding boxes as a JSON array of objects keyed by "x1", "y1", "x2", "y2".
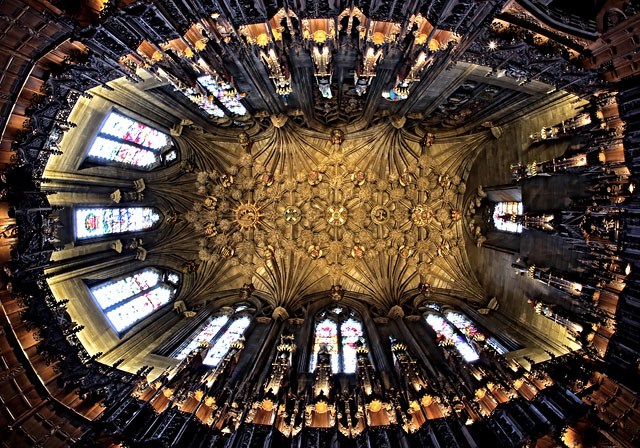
[
  {"x1": 337, "y1": 317, "x2": 345, "y2": 373},
  {"x1": 206, "y1": 317, "x2": 234, "y2": 350},
  {"x1": 97, "y1": 132, "x2": 161, "y2": 152}
]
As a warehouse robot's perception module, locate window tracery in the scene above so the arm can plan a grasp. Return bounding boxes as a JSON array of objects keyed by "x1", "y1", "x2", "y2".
[
  {"x1": 85, "y1": 111, "x2": 173, "y2": 169},
  {"x1": 75, "y1": 207, "x2": 161, "y2": 240},
  {"x1": 310, "y1": 308, "x2": 367, "y2": 374},
  {"x1": 492, "y1": 201, "x2": 523, "y2": 233},
  {"x1": 89, "y1": 268, "x2": 179, "y2": 334}
]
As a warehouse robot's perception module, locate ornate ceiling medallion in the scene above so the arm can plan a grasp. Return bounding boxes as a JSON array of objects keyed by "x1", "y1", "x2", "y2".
[
  {"x1": 234, "y1": 202, "x2": 262, "y2": 229},
  {"x1": 411, "y1": 204, "x2": 434, "y2": 227},
  {"x1": 326, "y1": 204, "x2": 348, "y2": 227},
  {"x1": 371, "y1": 205, "x2": 389, "y2": 225},
  {"x1": 284, "y1": 206, "x2": 301, "y2": 224}
]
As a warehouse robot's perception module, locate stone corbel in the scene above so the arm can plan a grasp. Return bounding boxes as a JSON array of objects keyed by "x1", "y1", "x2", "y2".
[
  {"x1": 133, "y1": 179, "x2": 145, "y2": 192},
  {"x1": 170, "y1": 119, "x2": 193, "y2": 136},
  {"x1": 390, "y1": 114, "x2": 406, "y2": 129},
  {"x1": 110, "y1": 240, "x2": 123, "y2": 253},
  {"x1": 270, "y1": 114, "x2": 288, "y2": 128},
  {"x1": 272, "y1": 306, "x2": 289, "y2": 321},
  {"x1": 387, "y1": 305, "x2": 405, "y2": 320}
]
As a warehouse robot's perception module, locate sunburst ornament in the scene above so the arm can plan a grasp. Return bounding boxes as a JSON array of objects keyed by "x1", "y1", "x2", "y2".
[{"x1": 234, "y1": 202, "x2": 262, "y2": 229}]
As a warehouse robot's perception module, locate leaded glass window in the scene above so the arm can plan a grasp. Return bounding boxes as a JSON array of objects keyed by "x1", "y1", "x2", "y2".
[
  {"x1": 75, "y1": 207, "x2": 160, "y2": 239},
  {"x1": 310, "y1": 319, "x2": 339, "y2": 373},
  {"x1": 492, "y1": 201, "x2": 523, "y2": 233},
  {"x1": 310, "y1": 309, "x2": 367, "y2": 374},
  {"x1": 89, "y1": 268, "x2": 179, "y2": 334},
  {"x1": 340, "y1": 318, "x2": 364, "y2": 374},
  {"x1": 174, "y1": 315, "x2": 229, "y2": 360},
  {"x1": 445, "y1": 311, "x2": 508, "y2": 355},
  {"x1": 86, "y1": 111, "x2": 172, "y2": 168},
  {"x1": 197, "y1": 75, "x2": 247, "y2": 116},
  {"x1": 203, "y1": 316, "x2": 251, "y2": 367},
  {"x1": 426, "y1": 314, "x2": 479, "y2": 362}
]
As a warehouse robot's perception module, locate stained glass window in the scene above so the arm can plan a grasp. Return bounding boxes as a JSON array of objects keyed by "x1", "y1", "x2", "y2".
[
  {"x1": 445, "y1": 311, "x2": 507, "y2": 354},
  {"x1": 167, "y1": 273, "x2": 180, "y2": 285},
  {"x1": 310, "y1": 319, "x2": 339, "y2": 373},
  {"x1": 310, "y1": 312, "x2": 368, "y2": 374},
  {"x1": 203, "y1": 316, "x2": 250, "y2": 367},
  {"x1": 75, "y1": 207, "x2": 160, "y2": 239},
  {"x1": 165, "y1": 150, "x2": 177, "y2": 162},
  {"x1": 92, "y1": 269, "x2": 160, "y2": 309},
  {"x1": 341, "y1": 319, "x2": 364, "y2": 374},
  {"x1": 197, "y1": 75, "x2": 247, "y2": 116},
  {"x1": 180, "y1": 82, "x2": 226, "y2": 118},
  {"x1": 106, "y1": 287, "x2": 173, "y2": 332},
  {"x1": 493, "y1": 201, "x2": 523, "y2": 233},
  {"x1": 90, "y1": 268, "x2": 179, "y2": 334},
  {"x1": 426, "y1": 314, "x2": 479, "y2": 362},
  {"x1": 174, "y1": 315, "x2": 229, "y2": 360},
  {"x1": 86, "y1": 111, "x2": 170, "y2": 168}
]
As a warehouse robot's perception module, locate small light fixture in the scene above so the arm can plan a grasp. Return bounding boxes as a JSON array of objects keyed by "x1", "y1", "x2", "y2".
[{"x1": 488, "y1": 40, "x2": 497, "y2": 50}]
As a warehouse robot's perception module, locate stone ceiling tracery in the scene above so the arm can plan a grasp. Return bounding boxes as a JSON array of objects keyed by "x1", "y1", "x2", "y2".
[{"x1": 162, "y1": 115, "x2": 491, "y2": 315}]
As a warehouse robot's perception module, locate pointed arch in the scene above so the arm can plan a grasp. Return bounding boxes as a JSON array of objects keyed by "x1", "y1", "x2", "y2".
[{"x1": 310, "y1": 307, "x2": 367, "y2": 374}]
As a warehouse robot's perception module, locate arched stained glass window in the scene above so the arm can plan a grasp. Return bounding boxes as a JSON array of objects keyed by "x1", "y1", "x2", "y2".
[
  {"x1": 86, "y1": 111, "x2": 172, "y2": 168},
  {"x1": 75, "y1": 207, "x2": 160, "y2": 239},
  {"x1": 310, "y1": 309, "x2": 368, "y2": 374},
  {"x1": 426, "y1": 314, "x2": 479, "y2": 362},
  {"x1": 445, "y1": 311, "x2": 508, "y2": 355},
  {"x1": 203, "y1": 316, "x2": 251, "y2": 367},
  {"x1": 174, "y1": 315, "x2": 229, "y2": 360},
  {"x1": 89, "y1": 268, "x2": 179, "y2": 334},
  {"x1": 492, "y1": 201, "x2": 523, "y2": 233}
]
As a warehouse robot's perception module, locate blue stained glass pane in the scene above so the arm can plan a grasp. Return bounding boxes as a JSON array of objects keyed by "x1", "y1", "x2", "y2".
[
  {"x1": 75, "y1": 207, "x2": 160, "y2": 239},
  {"x1": 88, "y1": 137, "x2": 158, "y2": 167},
  {"x1": 426, "y1": 314, "x2": 479, "y2": 362},
  {"x1": 341, "y1": 318, "x2": 364, "y2": 374},
  {"x1": 203, "y1": 316, "x2": 250, "y2": 367},
  {"x1": 100, "y1": 112, "x2": 169, "y2": 150},
  {"x1": 310, "y1": 319, "x2": 339, "y2": 373},
  {"x1": 106, "y1": 286, "x2": 173, "y2": 332},
  {"x1": 91, "y1": 269, "x2": 160, "y2": 309},
  {"x1": 175, "y1": 315, "x2": 229, "y2": 360}
]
